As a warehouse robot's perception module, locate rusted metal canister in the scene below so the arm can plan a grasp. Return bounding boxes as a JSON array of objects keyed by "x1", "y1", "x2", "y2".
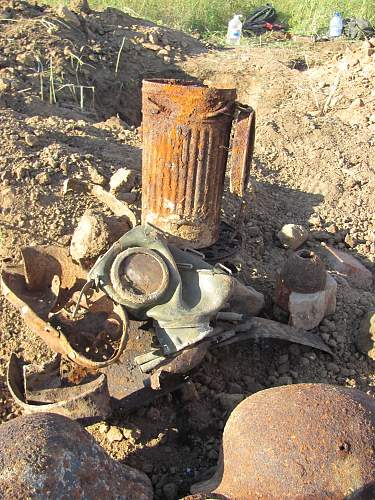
[{"x1": 142, "y1": 79, "x2": 237, "y2": 248}]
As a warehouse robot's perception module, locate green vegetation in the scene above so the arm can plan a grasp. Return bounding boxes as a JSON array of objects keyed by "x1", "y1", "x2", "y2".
[{"x1": 47, "y1": 0, "x2": 375, "y2": 36}]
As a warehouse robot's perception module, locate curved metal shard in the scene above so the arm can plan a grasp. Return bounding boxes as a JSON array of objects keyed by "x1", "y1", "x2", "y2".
[{"x1": 7, "y1": 354, "x2": 111, "y2": 421}]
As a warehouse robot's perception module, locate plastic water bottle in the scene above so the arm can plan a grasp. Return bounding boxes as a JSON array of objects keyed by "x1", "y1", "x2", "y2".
[
  {"x1": 329, "y1": 12, "x2": 343, "y2": 37},
  {"x1": 227, "y1": 14, "x2": 242, "y2": 46}
]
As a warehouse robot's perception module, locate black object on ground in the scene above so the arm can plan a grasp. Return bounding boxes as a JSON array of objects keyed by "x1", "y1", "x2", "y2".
[{"x1": 243, "y1": 4, "x2": 286, "y2": 36}]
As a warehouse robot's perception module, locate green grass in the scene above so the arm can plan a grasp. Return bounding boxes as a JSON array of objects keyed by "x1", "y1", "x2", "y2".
[{"x1": 46, "y1": 0, "x2": 374, "y2": 36}]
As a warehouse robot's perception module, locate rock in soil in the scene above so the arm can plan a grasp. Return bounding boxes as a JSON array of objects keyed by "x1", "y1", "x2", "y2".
[
  {"x1": 325, "y1": 246, "x2": 373, "y2": 290},
  {"x1": 70, "y1": 209, "x2": 130, "y2": 264},
  {"x1": 288, "y1": 274, "x2": 337, "y2": 330},
  {"x1": 110, "y1": 168, "x2": 136, "y2": 195},
  {"x1": 356, "y1": 310, "x2": 375, "y2": 360},
  {"x1": 277, "y1": 223, "x2": 309, "y2": 250},
  {"x1": 106, "y1": 426, "x2": 124, "y2": 443}
]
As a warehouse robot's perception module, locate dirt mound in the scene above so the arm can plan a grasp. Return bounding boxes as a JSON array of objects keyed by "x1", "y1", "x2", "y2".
[{"x1": 0, "y1": 0, "x2": 208, "y2": 124}]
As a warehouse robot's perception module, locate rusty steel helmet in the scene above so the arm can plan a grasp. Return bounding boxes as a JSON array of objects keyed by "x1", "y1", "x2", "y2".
[
  {"x1": 0, "y1": 413, "x2": 152, "y2": 499},
  {"x1": 192, "y1": 384, "x2": 375, "y2": 499}
]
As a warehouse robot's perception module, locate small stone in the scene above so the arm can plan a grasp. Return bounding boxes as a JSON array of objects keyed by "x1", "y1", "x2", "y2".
[
  {"x1": 218, "y1": 393, "x2": 244, "y2": 411},
  {"x1": 142, "y1": 462, "x2": 154, "y2": 474},
  {"x1": 325, "y1": 246, "x2": 373, "y2": 290},
  {"x1": 110, "y1": 168, "x2": 136, "y2": 195},
  {"x1": 311, "y1": 230, "x2": 331, "y2": 241},
  {"x1": 278, "y1": 354, "x2": 289, "y2": 364},
  {"x1": 180, "y1": 381, "x2": 199, "y2": 402},
  {"x1": 277, "y1": 224, "x2": 309, "y2": 250},
  {"x1": 350, "y1": 98, "x2": 365, "y2": 108},
  {"x1": 278, "y1": 363, "x2": 289, "y2": 375},
  {"x1": 87, "y1": 164, "x2": 107, "y2": 186},
  {"x1": 69, "y1": 0, "x2": 91, "y2": 14},
  {"x1": 123, "y1": 427, "x2": 140, "y2": 442},
  {"x1": 227, "y1": 382, "x2": 243, "y2": 394},
  {"x1": 162, "y1": 482, "x2": 178, "y2": 500},
  {"x1": 99, "y1": 422, "x2": 109, "y2": 434},
  {"x1": 207, "y1": 448, "x2": 219, "y2": 460},
  {"x1": 106, "y1": 426, "x2": 123, "y2": 443},
  {"x1": 70, "y1": 210, "x2": 130, "y2": 263},
  {"x1": 0, "y1": 78, "x2": 10, "y2": 94},
  {"x1": 327, "y1": 362, "x2": 340, "y2": 374},
  {"x1": 321, "y1": 333, "x2": 330, "y2": 343},
  {"x1": 355, "y1": 310, "x2": 375, "y2": 360},
  {"x1": 309, "y1": 213, "x2": 323, "y2": 226},
  {"x1": 344, "y1": 233, "x2": 358, "y2": 248},
  {"x1": 58, "y1": 6, "x2": 81, "y2": 27},
  {"x1": 288, "y1": 344, "x2": 301, "y2": 356},
  {"x1": 15, "y1": 166, "x2": 29, "y2": 180},
  {"x1": 24, "y1": 133, "x2": 39, "y2": 147},
  {"x1": 142, "y1": 42, "x2": 161, "y2": 51},
  {"x1": 35, "y1": 172, "x2": 50, "y2": 185},
  {"x1": 288, "y1": 275, "x2": 337, "y2": 330},
  {"x1": 278, "y1": 376, "x2": 293, "y2": 385},
  {"x1": 242, "y1": 376, "x2": 263, "y2": 393},
  {"x1": 148, "y1": 33, "x2": 160, "y2": 45},
  {"x1": 158, "y1": 48, "x2": 169, "y2": 56}
]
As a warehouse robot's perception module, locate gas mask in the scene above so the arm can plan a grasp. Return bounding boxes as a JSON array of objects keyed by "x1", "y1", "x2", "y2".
[{"x1": 87, "y1": 225, "x2": 235, "y2": 355}]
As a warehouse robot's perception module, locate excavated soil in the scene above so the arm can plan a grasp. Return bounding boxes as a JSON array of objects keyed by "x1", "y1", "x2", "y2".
[{"x1": 0, "y1": 1, "x2": 374, "y2": 499}]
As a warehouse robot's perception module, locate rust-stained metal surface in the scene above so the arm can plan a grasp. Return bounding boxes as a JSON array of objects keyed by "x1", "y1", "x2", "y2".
[
  {"x1": 7, "y1": 354, "x2": 111, "y2": 421},
  {"x1": 275, "y1": 249, "x2": 327, "y2": 310},
  {"x1": 192, "y1": 384, "x2": 375, "y2": 499},
  {"x1": 230, "y1": 106, "x2": 256, "y2": 197},
  {"x1": 219, "y1": 316, "x2": 333, "y2": 355},
  {"x1": 0, "y1": 413, "x2": 153, "y2": 499},
  {"x1": 142, "y1": 79, "x2": 237, "y2": 248},
  {"x1": 280, "y1": 249, "x2": 327, "y2": 293},
  {"x1": 1, "y1": 246, "x2": 128, "y2": 369}
]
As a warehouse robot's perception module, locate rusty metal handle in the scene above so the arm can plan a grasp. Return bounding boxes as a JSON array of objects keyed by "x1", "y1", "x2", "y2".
[
  {"x1": 229, "y1": 105, "x2": 256, "y2": 197},
  {"x1": 146, "y1": 97, "x2": 166, "y2": 114},
  {"x1": 204, "y1": 103, "x2": 233, "y2": 119}
]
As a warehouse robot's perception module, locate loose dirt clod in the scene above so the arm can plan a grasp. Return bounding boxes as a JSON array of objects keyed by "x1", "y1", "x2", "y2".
[{"x1": 70, "y1": 209, "x2": 131, "y2": 264}]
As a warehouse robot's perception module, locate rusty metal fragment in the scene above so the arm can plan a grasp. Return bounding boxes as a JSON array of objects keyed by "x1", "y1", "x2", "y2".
[
  {"x1": 230, "y1": 106, "x2": 256, "y2": 197},
  {"x1": 1, "y1": 246, "x2": 129, "y2": 368},
  {"x1": 280, "y1": 249, "x2": 327, "y2": 293},
  {"x1": 7, "y1": 354, "x2": 111, "y2": 421},
  {"x1": 0, "y1": 413, "x2": 153, "y2": 499},
  {"x1": 218, "y1": 316, "x2": 333, "y2": 354},
  {"x1": 193, "y1": 384, "x2": 375, "y2": 499}
]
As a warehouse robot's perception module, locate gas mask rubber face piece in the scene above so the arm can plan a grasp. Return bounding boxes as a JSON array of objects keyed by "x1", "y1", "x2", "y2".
[{"x1": 88, "y1": 225, "x2": 235, "y2": 355}]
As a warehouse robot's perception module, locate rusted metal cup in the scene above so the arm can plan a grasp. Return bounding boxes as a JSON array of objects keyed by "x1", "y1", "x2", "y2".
[{"x1": 141, "y1": 79, "x2": 255, "y2": 248}]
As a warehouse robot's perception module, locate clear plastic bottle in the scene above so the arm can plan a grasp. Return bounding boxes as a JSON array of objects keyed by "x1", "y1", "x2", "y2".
[
  {"x1": 329, "y1": 12, "x2": 343, "y2": 37},
  {"x1": 227, "y1": 14, "x2": 242, "y2": 46}
]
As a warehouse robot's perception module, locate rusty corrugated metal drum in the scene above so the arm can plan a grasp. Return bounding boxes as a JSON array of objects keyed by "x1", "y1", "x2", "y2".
[{"x1": 141, "y1": 79, "x2": 237, "y2": 248}]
